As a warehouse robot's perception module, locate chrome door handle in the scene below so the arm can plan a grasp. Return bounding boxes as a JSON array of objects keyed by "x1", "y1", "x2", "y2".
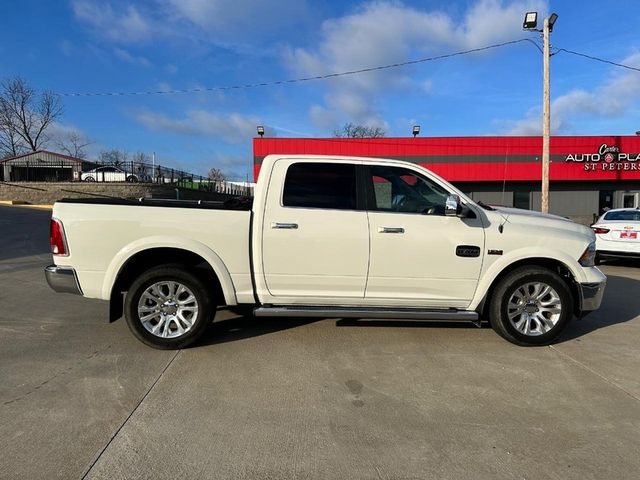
[
  {"x1": 271, "y1": 222, "x2": 298, "y2": 229},
  {"x1": 378, "y1": 226, "x2": 404, "y2": 234}
]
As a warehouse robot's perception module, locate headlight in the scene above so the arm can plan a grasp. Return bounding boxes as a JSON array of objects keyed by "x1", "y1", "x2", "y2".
[{"x1": 579, "y1": 241, "x2": 596, "y2": 267}]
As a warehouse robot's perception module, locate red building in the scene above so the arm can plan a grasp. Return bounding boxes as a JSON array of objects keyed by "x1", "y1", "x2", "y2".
[{"x1": 254, "y1": 135, "x2": 640, "y2": 224}]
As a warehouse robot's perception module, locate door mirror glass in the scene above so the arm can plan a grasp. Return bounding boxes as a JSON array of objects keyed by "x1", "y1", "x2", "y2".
[{"x1": 445, "y1": 194, "x2": 460, "y2": 216}]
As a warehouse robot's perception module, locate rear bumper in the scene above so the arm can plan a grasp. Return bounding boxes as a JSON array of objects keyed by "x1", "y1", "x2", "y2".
[
  {"x1": 578, "y1": 280, "x2": 606, "y2": 314},
  {"x1": 598, "y1": 250, "x2": 640, "y2": 259},
  {"x1": 45, "y1": 265, "x2": 83, "y2": 295},
  {"x1": 596, "y1": 237, "x2": 640, "y2": 256}
]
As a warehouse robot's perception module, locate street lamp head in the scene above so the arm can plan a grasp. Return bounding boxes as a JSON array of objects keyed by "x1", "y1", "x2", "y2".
[
  {"x1": 548, "y1": 13, "x2": 558, "y2": 32},
  {"x1": 523, "y1": 11, "x2": 538, "y2": 30},
  {"x1": 256, "y1": 125, "x2": 265, "y2": 137},
  {"x1": 412, "y1": 125, "x2": 420, "y2": 137}
]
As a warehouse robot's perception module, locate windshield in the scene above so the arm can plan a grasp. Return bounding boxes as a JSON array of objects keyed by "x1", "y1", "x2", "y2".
[{"x1": 603, "y1": 210, "x2": 640, "y2": 221}]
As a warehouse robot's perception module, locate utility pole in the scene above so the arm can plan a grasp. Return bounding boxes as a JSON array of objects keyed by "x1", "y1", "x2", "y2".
[
  {"x1": 523, "y1": 11, "x2": 557, "y2": 214},
  {"x1": 541, "y1": 16, "x2": 550, "y2": 213}
]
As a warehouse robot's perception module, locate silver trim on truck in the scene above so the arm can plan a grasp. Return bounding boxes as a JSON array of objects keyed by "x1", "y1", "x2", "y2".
[
  {"x1": 579, "y1": 280, "x2": 606, "y2": 314},
  {"x1": 45, "y1": 265, "x2": 83, "y2": 295}
]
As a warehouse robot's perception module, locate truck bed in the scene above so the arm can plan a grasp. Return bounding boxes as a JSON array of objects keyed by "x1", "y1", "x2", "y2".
[{"x1": 52, "y1": 198, "x2": 254, "y2": 303}]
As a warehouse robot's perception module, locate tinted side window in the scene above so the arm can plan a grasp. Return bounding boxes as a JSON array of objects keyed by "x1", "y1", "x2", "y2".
[
  {"x1": 283, "y1": 163, "x2": 357, "y2": 210},
  {"x1": 368, "y1": 166, "x2": 449, "y2": 215}
]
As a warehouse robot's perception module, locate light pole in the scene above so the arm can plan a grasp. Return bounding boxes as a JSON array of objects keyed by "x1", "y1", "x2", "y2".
[{"x1": 524, "y1": 11, "x2": 558, "y2": 213}]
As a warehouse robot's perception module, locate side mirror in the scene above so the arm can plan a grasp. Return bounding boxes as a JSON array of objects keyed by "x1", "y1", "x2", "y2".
[
  {"x1": 445, "y1": 194, "x2": 473, "y2": 218},
  {"x1": 445, "y1": 194, "x2": 461, "y2": 217}
]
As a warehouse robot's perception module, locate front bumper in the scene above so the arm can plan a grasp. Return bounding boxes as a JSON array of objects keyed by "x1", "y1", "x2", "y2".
[
  {"x1": 45, "y1": 265, "x2": 83, "y2": 295},
  {"x1": 578, "y1": 280, "x2": 606, "y2": 314}
]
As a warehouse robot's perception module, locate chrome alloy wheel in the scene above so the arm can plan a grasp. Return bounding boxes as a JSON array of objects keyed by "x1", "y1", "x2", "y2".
[
  {"x1": 507, "y1": 282, "x2": 562, "y2": 336},
  {"x1": 137, "y1": 281, "x2": 199, "y2": 338}
]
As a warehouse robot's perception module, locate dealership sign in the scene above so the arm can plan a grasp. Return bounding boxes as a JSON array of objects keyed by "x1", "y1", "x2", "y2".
[{"x1": 565, "y1": 144, "x2": 640, "y2": 171}]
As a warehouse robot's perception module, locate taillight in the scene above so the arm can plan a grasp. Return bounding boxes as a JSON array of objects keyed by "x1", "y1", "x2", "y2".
[
  {"x1": 50, "y1": 218, "x2": 68, "y2": 256},
  {"x1": 592, "y1": 227, "x2": 610, "y2": 235}
]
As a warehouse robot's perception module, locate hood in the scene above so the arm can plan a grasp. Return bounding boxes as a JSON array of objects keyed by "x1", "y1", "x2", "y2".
[
  {"x1": 491, "y1": 206, "x2": 571, "y2": 223},
  {"x1": 484, "y1": 206, "x2": 594, "y2": 239}
]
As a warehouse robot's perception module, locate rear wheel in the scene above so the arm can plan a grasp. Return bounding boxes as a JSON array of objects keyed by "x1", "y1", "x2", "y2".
[
  {"x1": 126, "y1": 175, "x2": 138, "y2": 183},
  {"x1": 489, "y1": 266, "x2": 573, "y2": 346},
  {"x1": 124, "y1": 266, "x2": 215, "y2": 349}
]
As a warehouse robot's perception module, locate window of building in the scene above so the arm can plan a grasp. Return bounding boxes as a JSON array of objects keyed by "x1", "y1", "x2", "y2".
[
  {"x1": 282, "y1": 162, "x2": 357, "y2": 210},
  {"x1": 623, "y1": 193, "x2": 638, "y2": 209},
  {"x1": 513, "y1": 191, "x2": 530, "y2": 210},
  {"x1": 367, "y1": 166, "x2": 449, "y2": 215}
]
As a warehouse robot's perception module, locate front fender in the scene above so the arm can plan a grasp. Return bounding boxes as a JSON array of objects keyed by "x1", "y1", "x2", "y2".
[
  {"x1": 468, "y1": 247, "x2": 585, "y2": 311},
  {"x1": 101, "y1": 236, "x2": 238, "y2": 306}
]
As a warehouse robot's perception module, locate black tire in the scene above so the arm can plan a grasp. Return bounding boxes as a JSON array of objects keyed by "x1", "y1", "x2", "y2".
[
  {"x1": 83, "y1": 176, "x2": 95, "y2": 182},
  {"x1": 124, "y1": 265, "x2": 215, "y2": 349},
  {"x1": 489, "y1": 266, "x2": 573, "y2": 346},
  {"x1": 126, "y1": 175, "x2": 138, "y2": 183},
  {"x1": 595, "y1": 253, "x2": 603, "y2": 265}
]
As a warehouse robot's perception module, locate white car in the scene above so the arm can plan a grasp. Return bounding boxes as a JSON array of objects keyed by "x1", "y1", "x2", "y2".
[
  {"x1": 592, "y1": 208, "x2": 640, "y2": 261},
  {"x1": 81, "y1": 166, "x2": 141, "y2": 182}
]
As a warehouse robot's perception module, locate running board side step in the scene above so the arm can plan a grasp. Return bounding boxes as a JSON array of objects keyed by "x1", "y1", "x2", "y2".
[{"x1": 253, "y1": 306, "x2": 479, "y2": 322}]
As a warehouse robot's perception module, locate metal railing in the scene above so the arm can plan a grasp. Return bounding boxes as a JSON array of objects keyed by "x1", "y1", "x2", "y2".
[{"x1": 1, "y1": 158, "x2": 253, "y2": 196}]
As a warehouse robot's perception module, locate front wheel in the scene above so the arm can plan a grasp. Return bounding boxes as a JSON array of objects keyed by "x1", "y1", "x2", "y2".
[
  {"x1": 489, "y1": 266, "x2": 573, "y2": 346},
  {"x1": 124, "y1": 266, "x2": 215, "y2": 349}
]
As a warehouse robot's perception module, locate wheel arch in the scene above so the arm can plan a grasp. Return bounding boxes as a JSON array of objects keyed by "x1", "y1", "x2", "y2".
[
  {"x1": 104, "y1": 239, "x2": 237, "y2": 321},
  {"x1": 474, "y1": 257, "x2": 580, "y2": 319}
]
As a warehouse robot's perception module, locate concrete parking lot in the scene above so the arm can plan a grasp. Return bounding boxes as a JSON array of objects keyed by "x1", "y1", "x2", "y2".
[{"x1": 1, "y1": 205, "x2": 639, "y2": 480}]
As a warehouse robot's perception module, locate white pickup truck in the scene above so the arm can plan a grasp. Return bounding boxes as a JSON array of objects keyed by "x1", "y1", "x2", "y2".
[{"x1": 46, "y1": 155, "x2": 606, "y2": 348}]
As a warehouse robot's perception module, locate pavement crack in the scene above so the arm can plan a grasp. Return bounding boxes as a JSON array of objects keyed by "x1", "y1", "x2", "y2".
[
  {"x1": 549, "y1": 345, "x2": 640, "y2": 403},
  {"x1": 80, "y1": 349, "x2": 181, "y2": 479},
  {"x1": 2, "y1": 345, "x2": 113, "y2": 406}
]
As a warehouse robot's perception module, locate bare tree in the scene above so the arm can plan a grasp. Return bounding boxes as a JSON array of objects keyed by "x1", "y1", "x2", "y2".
[
  {"x1": 55, "y1": 131, "x2": 92, "y2": 159},
  {"x1": 0, "y1": 115, "x2": 25, "y2": 158},
  {"x1": 99, "y1": 148, "x2": 128, "y2": 166},
  {"x1": 131, "y1": 151, "x2": 150, "y2": 164},
  {"x1": 0, "y1": 77, "x2": 63, "y2": 153},
  {"x1": 208, "y1": 167, "x2": 227, "y2": 182},
  {"x1": 333, "y1": 122, "x2": 386, "y2": 138}
]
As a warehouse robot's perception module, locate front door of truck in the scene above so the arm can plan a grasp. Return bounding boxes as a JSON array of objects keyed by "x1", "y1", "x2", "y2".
[
  {"x1": 261, "y1": 160, "x2": 369, "y2": 299},
  {"x1": 363, "y1": 164, "x2": 485, "y2": 308}
]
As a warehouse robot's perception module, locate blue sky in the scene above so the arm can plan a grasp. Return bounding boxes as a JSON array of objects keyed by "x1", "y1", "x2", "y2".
[{"x1": 2, "y1": 0, "x2": 639, "y2": 179}]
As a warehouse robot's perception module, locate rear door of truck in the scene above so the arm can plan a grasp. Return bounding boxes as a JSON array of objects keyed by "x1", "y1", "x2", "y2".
[{"x1": 260, "y1": 159, "x2": 369, "y2": 299}]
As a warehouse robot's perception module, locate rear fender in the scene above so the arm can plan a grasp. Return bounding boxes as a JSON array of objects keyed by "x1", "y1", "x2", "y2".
[{"x1": 102, "y1": 236, "x2": 237, "y2": 306}]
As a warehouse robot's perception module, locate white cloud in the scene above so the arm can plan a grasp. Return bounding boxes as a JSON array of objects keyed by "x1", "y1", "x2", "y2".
[
  {"x1": 113, "y1": 48, "x2": 152, "y2": 67},
  {"x1": 309, "y1": 105, "x2": 338, "y2": 131},
  {"x1": 134, "y1": 109, "x2": 260, "y2": 144},
  {"x1": 286, "y1": 0, "x2": 547, "y2": 130},
  {"x1": 71, "y1": 1, "x2": 151, "y2": 42},
  {"x1": 504, "y1": 52, "x2": 640, "y2": 134},
  {"x1": 421, "y1": 79, "x2": 434, "y2": 95},
  {"x1": 166, "y1": 0, "x2": 309, "y2": 38}
]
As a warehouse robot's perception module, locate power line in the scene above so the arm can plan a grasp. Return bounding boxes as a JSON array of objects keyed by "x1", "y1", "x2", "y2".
[
  {"x1": 553, "y1": 47, "x2": 640, "y2": 72},
  {"x1": 58, "y1": 38, "x2": 533, "y2": 97}
]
